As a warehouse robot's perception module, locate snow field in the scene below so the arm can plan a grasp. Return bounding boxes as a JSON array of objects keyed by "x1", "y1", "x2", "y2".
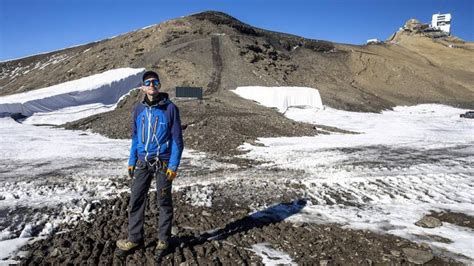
[
  {"x1": 0, "y1": 83, "x2": 472, "y2": 262},
  {"x1": 233, "y1": 87, "x2": 474, "y2": 261}
]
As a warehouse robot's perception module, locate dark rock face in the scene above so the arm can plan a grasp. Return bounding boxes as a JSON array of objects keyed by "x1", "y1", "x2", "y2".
[{"x1": 192, "y1": 11, "x2": 262, "y2": 36}]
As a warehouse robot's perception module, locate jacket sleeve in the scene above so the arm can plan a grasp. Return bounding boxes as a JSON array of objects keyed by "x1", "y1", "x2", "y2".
[
  {"x1": 167, "y1": 103, "x2": 184, "y2": 171},
  {"x1": 128, "y1": 106, "x2": 139, "y2": 166}
]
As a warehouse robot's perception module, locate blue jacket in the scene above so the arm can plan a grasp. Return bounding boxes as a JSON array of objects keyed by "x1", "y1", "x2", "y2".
[{"x1": 128, "y1": 93, "x2": 184, "y2": 171}]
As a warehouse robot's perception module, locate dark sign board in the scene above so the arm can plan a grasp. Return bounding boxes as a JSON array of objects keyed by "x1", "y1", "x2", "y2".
[{"x1": 175, "y1": 87, "x2": 203, "y2": 99}]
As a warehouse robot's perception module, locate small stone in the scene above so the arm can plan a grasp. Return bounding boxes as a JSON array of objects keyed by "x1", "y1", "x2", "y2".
[
  {"x1": 419, "y1": 242, "x2": 430, "y2": 249},
  {"x1": 195, "y1": 246, "x2": 205, "y2": 257},
  {"x1": 415, "y1": 215, "x2": 442, "y2": 228},
  {"x1": 293, "y1": 222, "x2": 307, "y2": 228},
  {"x1": 320, "y1": 260, "x2": 329, "y2": 266},
  {"x1": 212, "y1": 240, "x2": 222, "y2": 249},
  {"x1": 402, "y1": 248, "x2": 434, "y2": 264},
  {"x1": 390, "y1": 250, "x2": 401, "y2": 257},
  {"x1": 382, "y1": 254, "x2": 391, "y2": 262},
  {"x1": 202, "y1": 210, "x2": 211, "y2": 217},
  {"x1": 60, "y1": 239, "x2": 71, "y2": 248},
  {"x1": 171, "y1": 226, "x2": 179, "y2": 236},
  {"x1": 50, "y1": 248, "x2": 61, "y2": 257}
]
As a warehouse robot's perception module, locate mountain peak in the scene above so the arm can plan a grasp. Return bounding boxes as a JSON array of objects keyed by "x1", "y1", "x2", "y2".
[
  {"x1": 190, "y1": 10, "x2": 261, "y2": 36},
  {"x1": 190, "y1": 10, "x2": 243, "y2": 23}
]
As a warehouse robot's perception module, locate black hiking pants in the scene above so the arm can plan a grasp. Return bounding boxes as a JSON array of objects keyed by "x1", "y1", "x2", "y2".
[{"x1": 128, "y1": 159, "x2": 173, "y2": 243}]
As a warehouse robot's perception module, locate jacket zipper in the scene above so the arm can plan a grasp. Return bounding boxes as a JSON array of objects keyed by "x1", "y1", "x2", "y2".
[
  {"x1": 141, "y1": 116, "x2": 145, "y2": 143},
  {"x1": 153, "y1": 116, "x2": 159, "y2": 137},
  {"x1": 144, "y1": 107, "x2": 153, "y2": 161}
]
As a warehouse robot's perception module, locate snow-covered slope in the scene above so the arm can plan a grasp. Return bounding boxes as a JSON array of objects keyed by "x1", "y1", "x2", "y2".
[
  {"x1": 232, "y1": 88, "x2": 474, "y2": 261},
  {"x1": 0, "y1": 68, "x2": 145, "y2": 125}
]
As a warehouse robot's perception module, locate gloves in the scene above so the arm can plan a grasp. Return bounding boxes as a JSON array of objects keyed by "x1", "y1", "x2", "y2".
[
  {"x1": 128, "y1": 166, "x2": 135, "y2": 178},
  {"x1": 165, "y1": 168, "x2": 177, "y2": 181}
]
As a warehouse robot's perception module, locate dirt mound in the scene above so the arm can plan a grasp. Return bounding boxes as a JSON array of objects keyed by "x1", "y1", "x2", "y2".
[{"x1": 64, "y1": 89, "x2": 320, "y2": 156}]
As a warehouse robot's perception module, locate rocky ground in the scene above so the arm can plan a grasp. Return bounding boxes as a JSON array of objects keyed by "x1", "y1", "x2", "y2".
[
  {"x1": 430, "y1": 212, "x2": 474, "y2": 230},
  {"x1": 64, "y1": 89, "x2": 341, "y2": 156},
  {"x1": 17, "y1": 173, "x2": 463, "y2": 265}
]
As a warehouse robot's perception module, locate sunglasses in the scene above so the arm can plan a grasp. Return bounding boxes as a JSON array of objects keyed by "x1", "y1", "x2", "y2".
[{"x1": 143, "y1": 79, "x2": 160, "y2": 86}]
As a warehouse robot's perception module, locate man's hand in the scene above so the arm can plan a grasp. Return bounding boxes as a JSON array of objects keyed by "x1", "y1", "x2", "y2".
[
  {"x1": 165, "y1": 168, "x2": 177, "y2": 181},
  {"x1": 128, "y1": 166, "x2": 135, "y2": 178}
]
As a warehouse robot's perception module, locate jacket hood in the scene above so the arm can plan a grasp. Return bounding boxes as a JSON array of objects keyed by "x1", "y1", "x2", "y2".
[{"x1": 142, "y1": 92, "x2": 171, "y2": 108}]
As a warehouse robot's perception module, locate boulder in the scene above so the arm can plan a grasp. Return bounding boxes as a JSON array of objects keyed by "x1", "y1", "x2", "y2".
[
  {"x1": 402, "y1": 248, "x2": 434, "y2": 264},
  {"x1": 415, "y1": 215, "x2": 442, "y2": 228}
]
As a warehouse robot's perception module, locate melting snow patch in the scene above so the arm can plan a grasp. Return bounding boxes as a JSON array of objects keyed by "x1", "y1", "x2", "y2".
[
  {"x1": 0, "y1": 237, "x2": 30, "y2": 261},
  {"x1": 19, "y1": 224, "x2": 34, "y2": 238},
  {"x1": 251, "y1": 243, "x2": 296, "y2": 265},
  {"x1": 39, "y1": 222, "x2": 57, "y2": 237},
  {"x1": 183, "y1": 185, "x2": 213, "y2": 207},
  {"x1": 183, "y1": 150, "x2": 238, "y2": 171},
  {"x1": 0, "y1": 231, "x2": 12, "y2": 241}
]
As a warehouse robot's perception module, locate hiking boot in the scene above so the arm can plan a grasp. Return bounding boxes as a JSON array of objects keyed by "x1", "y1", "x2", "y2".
[
  {"x1": 155, "y1": 240, "x2": 170, "y2": 260},
  {"x1": 115, "y1": 239, "x2": 144, "y2": 257}
]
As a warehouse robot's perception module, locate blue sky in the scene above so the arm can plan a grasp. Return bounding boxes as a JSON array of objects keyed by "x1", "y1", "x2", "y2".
[{"x1": 0, "y1": 0, "x2": 472, "y2": 61}]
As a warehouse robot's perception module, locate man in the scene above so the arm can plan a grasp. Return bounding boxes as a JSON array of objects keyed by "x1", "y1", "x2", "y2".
[{"x1": 116, "y1": 70, "x2": 184, "y2": 257}]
